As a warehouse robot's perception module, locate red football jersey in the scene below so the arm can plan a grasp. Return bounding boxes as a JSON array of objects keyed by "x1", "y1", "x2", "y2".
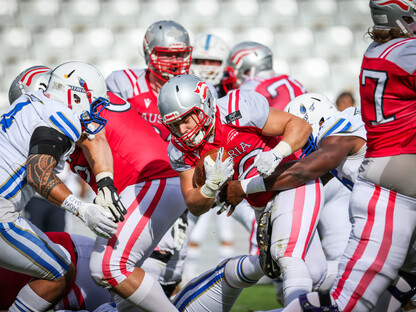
[
  {"x1": 240, "y1": 74, "x2": 306, "y2": 110},
  {"x1": 360, "y1": 38, "x2": 416, "y2": 157},
  {"x1": 169, "y1": 90, "x2": 297, "y2": 208},
  {"x1": 68, "y1": 94, "x2": 177, "y2": 193},
  {"x1": 106, "y1": 68, "x2": 171, "y2": 141}
]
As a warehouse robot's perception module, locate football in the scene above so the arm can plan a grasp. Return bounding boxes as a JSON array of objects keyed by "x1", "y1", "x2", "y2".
[{"x1": 192, "y1": 148, "x2": 229, "y2": 188}]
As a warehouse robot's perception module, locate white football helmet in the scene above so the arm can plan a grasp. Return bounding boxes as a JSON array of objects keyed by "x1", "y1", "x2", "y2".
[
  {"x1": 284, "y1": 93, "x2": 338, "y2": 157},
  {"x1": 46, "y1": 61, "x2": 109, "y2": 135},
  {"x1": 8, "y1": 65, "x2": 52, "y2": 104},
  {"x1": 157, "y1": 74, "x2": 216, "y2": 150},
  {"x1": 222, "y1": 41, "x2": 274, "y2": 92},
  {"x1": 370, "y1": 0, "x2": 416, "y2": 35},
  {"x1": 191, "y1": 34, "x2": 229, "y2": 86},
  {"x1": 143, "y1": 20, "x2": 193, "y2": 81}
]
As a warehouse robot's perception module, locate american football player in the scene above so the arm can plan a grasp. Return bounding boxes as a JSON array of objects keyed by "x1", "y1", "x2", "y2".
[
  {"x1": 317, "y1": 0, "x2": 416, "y2": 310},
  {"x1": 222, "y1": 41, "x2": 306, "y2": 110},
  {"x1": 191, "y1": 33, "x2": 229, "y2": 97},
  {"x1": 285, "y1": 0, "x2": 416, "y2": 310},
  {"x1": 106, "y1": 20, "x2": 193, "y2": 142},
  {"x1": 2, "y1": 61, "x2": 119, "y2": 312},
  {"x1": 220, "y1": 41, "x2": 351, "y2": 305},
  {"x1": 157, "y1": 74, "x2": 331, "y2": 306},
  {"x1": 0, "y1": 232, "x2": 114, "y2": 311},
  {"x1": 67, "y1": 91, "x2": 187, "y2": 311},
  {"x1": 258, "y1": 8, "x2": 416, "y2": 307}
]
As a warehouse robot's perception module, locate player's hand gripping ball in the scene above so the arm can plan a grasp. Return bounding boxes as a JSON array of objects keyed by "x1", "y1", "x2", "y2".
[{"x1": 192, "y1": 147, "x2": 231, "y2": 188}]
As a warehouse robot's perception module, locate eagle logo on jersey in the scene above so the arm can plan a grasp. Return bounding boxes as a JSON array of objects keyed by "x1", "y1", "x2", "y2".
[
  {"x1": 193, "y1": 81, "x2": 209, "y2": 102},
  {"x1": 373, "y1": 0, "x2": 413, "y2": 10},
  {"x1": 144, "y1": 98, "x2": 151, "y2": 108}
]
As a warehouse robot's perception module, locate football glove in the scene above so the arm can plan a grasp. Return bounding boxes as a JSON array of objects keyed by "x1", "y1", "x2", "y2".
[
  {"x1": 61, "y1": 194, "x2": 118, "y2": 239},
  {"x1": 201, "y1": 147, "x2": 234, "y2": 198},
  {"x1": 253, "y1": 150, "x2": 283, "y2": 178},
  {"x1": 95, "y1": 175, "x2": 127, "y2": 222},
  {"x1": 254, "y1": 141, "x2": 292, "y2": 178},
  {"x1": 79, "y1": 202, "x2": 118, "y2": 239}
]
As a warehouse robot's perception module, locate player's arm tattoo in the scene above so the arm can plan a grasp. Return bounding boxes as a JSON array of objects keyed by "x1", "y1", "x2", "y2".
[{"x1": 26, "y1": 154, "x2": 63, "y2": 200}]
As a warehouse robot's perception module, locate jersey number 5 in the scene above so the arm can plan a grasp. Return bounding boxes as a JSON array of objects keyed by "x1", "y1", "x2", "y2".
[{"x1": 361, "y1": 69, "x2": 395, "y2": 125}]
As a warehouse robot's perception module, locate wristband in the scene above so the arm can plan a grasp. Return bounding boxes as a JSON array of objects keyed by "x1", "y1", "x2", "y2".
[
  {"x1": 200, "y1": 184, "x2": 216, "y2": 198},
  {"x1": 96, "y1": 171, "x2": 113, "y2": 182},
  {"x1": 240, "y1": 176, "x2": 266, "y2": 194},
  {"x1": 61, "y1": 194, "x2": 84, "y2": 216},
  {"x1": 272, "y1": 141, "x2": 292, "y2": 158}
]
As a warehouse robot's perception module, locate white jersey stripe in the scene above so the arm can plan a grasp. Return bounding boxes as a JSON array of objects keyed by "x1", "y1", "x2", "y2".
[{"x1": 124, "y1": 70, "x2": 140, "y2": 96}]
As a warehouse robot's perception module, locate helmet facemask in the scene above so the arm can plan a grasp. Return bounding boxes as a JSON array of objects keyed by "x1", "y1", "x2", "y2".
[
  {"x1": 191, "y1": 34, "x2": 230, "y2": 86},
  {"x1": 147, "y1": 46, "x2": 193, "y2": 81},
  {"x1": 221, "y1": 66, "x2": 240, "y2": 93},
  {"x1": 158, "y1": 75, "x2": 216, "y2": 150},
  {"x1": 143, "y1": 20, "x2": 193, "y2": 82},
  {"x1": 191, "y1": 60, "x2": 224, "y2": 86},
  {"x1": 46, "y1": 62, "x2": 110, "y2": 136},
  {"x1": 164, "y1": 106, "x2": 214, "y2": 150}
]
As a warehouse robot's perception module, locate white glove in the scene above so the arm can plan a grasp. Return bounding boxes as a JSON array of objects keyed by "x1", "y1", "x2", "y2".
[
  {"x1": 254, "y1": 141, "x2": 292, "y2": 178},
  {"x1": 62, "y1": 194, "x2": 118, "y2": 239},
  {"x1": 201, "y1": 147, "x2": 234, "y2": 198},
  {"x1": 94, "y1": 172, "x2": 127, "y2": 223},
  {"x1": 254, "y1": 150, "x2": 283, "y2": 178}
]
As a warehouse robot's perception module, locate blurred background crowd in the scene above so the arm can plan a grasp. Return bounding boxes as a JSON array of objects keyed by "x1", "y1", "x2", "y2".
[{"x1": 0, "y1": 0, "x2": 370, "y2": 113}]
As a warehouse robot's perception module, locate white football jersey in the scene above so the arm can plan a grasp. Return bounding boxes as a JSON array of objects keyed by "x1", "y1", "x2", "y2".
[
  {"x1": 0, "y1": 90, "x2": 81, "y2": 220},
  {"x1": 316, "y1": 107, "x2": 366, "y2": 190}
]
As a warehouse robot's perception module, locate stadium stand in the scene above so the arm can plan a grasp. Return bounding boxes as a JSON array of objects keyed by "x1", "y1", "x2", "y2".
[{"x1": 0, "y1": 0, "x2": 369, "y2": 111}]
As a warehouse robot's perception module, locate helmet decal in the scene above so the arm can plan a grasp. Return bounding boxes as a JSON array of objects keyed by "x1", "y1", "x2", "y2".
[
  {"x1": 64, "y1": 70, "x2": 75, "y2": 79},
  {"x1": 231, "y1": 46, "x2": 261, "y2": 67},
  {"x1": 193, "y1": 81, "x2": 209, "y2": 101},
  {"x1": 373, "y1": 0, "x2": 412, "y2": 10},
  {"x1": 300, "y1": 104, "x2": 307, "y2": 114}
]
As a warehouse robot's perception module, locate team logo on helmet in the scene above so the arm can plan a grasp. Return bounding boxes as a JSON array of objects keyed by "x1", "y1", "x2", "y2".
[
  {"x1": 64, "y1": 70, "x2": 75, "y2": 79},
  {"x1": 231, "y1": 46, "x2": 261, "y2": 67},
  {"x1": 193, "y1": 81, "x2": 209, "y2": 101},
  {"x1": 373, "y1": 0, "x2": 412, "y2": 10},
  {"x1": 300, "y1": 104, "x2": 307, "y2": 114},
  {"x1": 78, "y1": 77, "x2": 87, "y2": 88}
]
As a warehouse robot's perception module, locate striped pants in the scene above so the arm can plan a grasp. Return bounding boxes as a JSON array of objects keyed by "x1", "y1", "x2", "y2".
[{"x1": 331, "y1": 177, "x2": 416, "y2": 311}]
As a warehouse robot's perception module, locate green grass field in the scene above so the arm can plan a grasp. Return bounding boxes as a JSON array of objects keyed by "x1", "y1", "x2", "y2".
[{"x1": 231, "y1": 284, "x2": 283, "y2": 312}]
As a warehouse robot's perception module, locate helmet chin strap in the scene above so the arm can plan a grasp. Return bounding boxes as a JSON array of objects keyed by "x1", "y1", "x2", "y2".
[{"x1": 397, "y1": 20, "x2": 410, "y2": 34}]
